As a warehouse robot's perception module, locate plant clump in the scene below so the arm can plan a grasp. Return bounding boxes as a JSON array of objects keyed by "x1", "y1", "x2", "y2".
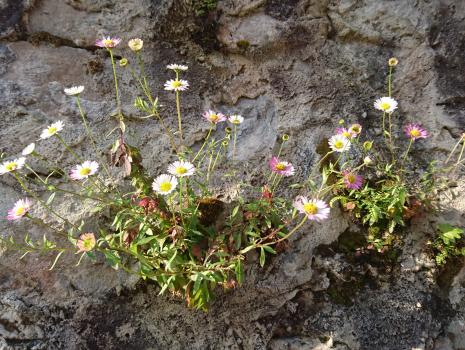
[{"x1": 1, "y1": 38, "x2": 464, "y2": 311}]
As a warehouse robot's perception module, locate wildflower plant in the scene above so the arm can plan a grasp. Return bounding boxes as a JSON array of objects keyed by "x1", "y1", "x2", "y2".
[{"x1": 1, "y1": 42, "x2": 463, "y2": 313}]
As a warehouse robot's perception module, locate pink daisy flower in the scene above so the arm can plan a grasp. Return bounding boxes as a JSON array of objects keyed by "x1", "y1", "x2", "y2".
[
  {"x1": 336, "y1": 127, "x2": 356, "y2": 139},
  {"x1": 269, "y1": 156, "x2": 295, "y2": 177},
  {"x1": 342, "y1": 170, "x2": 363, "y2": 190},
  {"x1": 293, "y1": 196, "x2": 330, "y2": 221},
  {"x1": 404, "y1": 123, "x2": 428, "y2": 140},
  {"x1": 348, "y1": 123, "x2": 362, "y2": 136},
  {"x1": 203, "y1": 110, "x2": 227, "y2": 124},
  {"x1": 95, "y1": 36, "x2": 121, "y2": 48},
  {"x1": 76, "y1": 233, "x2": 96, "y2": 253},
  {"x1": 7, "y1": 198, "x2": 31, "y2": 221}
]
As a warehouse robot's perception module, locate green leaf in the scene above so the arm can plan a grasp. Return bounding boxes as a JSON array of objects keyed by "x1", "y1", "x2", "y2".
[
  {"x1": 49, "y1": 250, "x2": 65, "y2": 270},
  {"x1": 231, "y1": 205, "x2": 240, "y2": 219},
  {"x1": 46, "y1": 192, "x2": 56, "y2": 205},
  {"x1": 193, "y1": 273, "x2": 203, "y2": 294},
  {"x1": 235, "y1": 259, "x2": 244, "y2": 284},
  {"x1": 259, "y1": 247, "x2": 265, "y2": 267},
  {"x1": 263, "y1": 245, "x2": 276, "y2": 254}
]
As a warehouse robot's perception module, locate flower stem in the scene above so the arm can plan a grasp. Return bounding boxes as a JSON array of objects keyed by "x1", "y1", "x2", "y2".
[
  {"x1": 193, "y1": 127, "x2": 213, "y2": 163},
  {"x1": 455, "y1": 141, "x2": 465, "y2": 167},
  {"x1": 445, "y1": 138, "x2": 462, "y2": 164},
  {"x1": 388, "y1": 66, "x2": 393, "y2": 97},
  {"x1": 233, "y1": 124, "x2": 237, "y2": 161},
  {"x1": 55, "y1": 134, "x2": 83, "y2": 162},
  {"x1": 258, "y1": 215, "x2": 308, "y2": 249},
  {"x1": 402, "y1": 138, "x2": 413, "y2": 165},
  {"x1": 175, "y1": 91, "x2": 183, "y2": 142},
  {"x1": 108, "y1": 49, "x2": 122, "y2": 122}
]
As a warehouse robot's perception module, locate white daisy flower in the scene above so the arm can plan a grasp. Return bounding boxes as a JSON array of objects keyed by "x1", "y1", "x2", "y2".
[
  {"x1": 128, "y1": 38, "x2": 143, "y2": 52},
  {"x1": 152, "y1": 174, "x2": 178, "y2": 195},
  {"x1": 64, "y1": 86, "x2": 84, "y2": 96},
  {"x1": 328, "y1": 134, "x2": 351, "y2": 153},
  {"x1": 374, "y1": 97, "x2": 398, "y2": 113},
  {"x1": 228, "y1": 115, "x2": 244, "y2": 125},
  {"x1": 22, "y1": 143, "x2": 35, "y2": 156},
  {"x1": 168, "y1": 160, "x2": 195, "y2": 177},
  {"x1": 70, "y1": 161, "x2": 99, "y2": 180},
  {"x1": 167, "y1": 64, "x2": 188, "y2": 71},
  {"x1": 293, "y1": 196, "x2": 330, "y2": 222},
  {"x1": 164, "y1": 79, "x2": 189, "y2": 92},
  {"x1": 0, "y1": 157, "x2": 26, "y2": 175},
  {"x1": 40, "y1": 121, "x2": 64, "y2": 139}
]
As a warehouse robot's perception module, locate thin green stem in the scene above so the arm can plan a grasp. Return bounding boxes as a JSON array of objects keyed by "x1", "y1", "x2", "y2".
[
  {"x1": 55, "y1": 134, "x2": 83, "y2": 162},
  {"x1": 233, "y1": 125, "x2": 237, "y2": 161},
  {"x1": 108, "y1": 49, "x2": 122, "y2": 121},
  {"x1": 175, "y1": 90, "x2": 183, "y2": 142},
  {"x1": 259, "y1": 215, "x2": 308, "y2": 248},
  {"x1": 193, "y1": 127, "x2": 213, "y2": 163},
  {"x1": 402, "y1": 138, "x2": 413, "y2": 165},
  {"x1": 179, "y1": 177, "x2": 185, "y2": 226}
]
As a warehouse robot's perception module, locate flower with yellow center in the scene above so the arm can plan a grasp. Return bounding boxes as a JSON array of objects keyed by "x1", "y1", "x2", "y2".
[
  {"x1": 95, "y1": 36, "x2": 121, "y2": 48},
  {"x1": 70, "y1": 161, "x2": 99, "y2": 180},
  {"x1": 152, "y1": 174, "x2": 178, "y2": 195},
  {"x1": 404, "y1": 123, "x2": 428, "y2": 140},
  {"x1": 168, "y1": 160, "x2": 195, "y2": 177},
  {"x1": 76, "y1": 233, "x2": 96, "y2": 253},
  {"x1": 7, "y1": 198, "x2": 32, "y2": 221},
  {"x1": 328, "y1": 135, "x2": 351, "y2": 153},
  {"x1": 167, "y1": 64, "x2": 188, "y2": 72},
  {"x1": 164, "y1": 79, "x2": 189, "y2": 91},
  {"x1": 128, "y1": 38, "x2": 143, "y2": 52},
  {"x1": 203, "y1": 110, "x2": 227, "y2": 124},
  {"x1": 374, "y1": 97, "x2": 398, "y2": 113},
  {"x1": 388, "y1": 57, "x2": 398, "y2": 67},
  {"x1": 228, "y1": 115, "x2": 244, "y2": 125},
  {"x1": 40, "y1": 121, "x2": 64, "y2": 139},
  {"x1": 293, "y1": 196, "x2": 330, "y2": 222},
  {"x1": 0, "y1": 157, "x2": 26, "y2": 175}
]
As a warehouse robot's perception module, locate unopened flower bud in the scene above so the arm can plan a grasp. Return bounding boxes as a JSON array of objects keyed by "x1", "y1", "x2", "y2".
[
  {"x1": 363, "y1": 141, "x2": 373, "y2": 151},
  {"x1": 119, "y1": 58, "x2": 128, "y2": 67},
  {"x1": 225, "y1": 127, "x2": 232, "y2": 134},
  {"x1": 282, "y1": 134, "x2": 289, "y2": 141},
  {"x1": 222, "y1": 140, "x2": 229, "y2": 147},
  {"x1": 363, "y1": 156, "x2": 373, "y2": 165},
  {"x1": 338, "y1": 119, "x2": 345, "y2": 125}
]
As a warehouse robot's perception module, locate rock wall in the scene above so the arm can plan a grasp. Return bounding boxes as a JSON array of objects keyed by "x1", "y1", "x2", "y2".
[{"x1": 0, "y1": 0, "x2": 464, "y2": 349}]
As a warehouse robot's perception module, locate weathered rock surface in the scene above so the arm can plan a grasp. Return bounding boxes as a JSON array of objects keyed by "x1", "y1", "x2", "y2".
[{"x1": 0, "y1": 0, "x2": 465, "y2": 349}]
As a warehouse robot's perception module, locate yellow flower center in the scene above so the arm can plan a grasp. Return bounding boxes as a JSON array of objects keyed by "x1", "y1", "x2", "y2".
[
  {"x1": 275, "y1": 163, "x2": 286, "y2": 171},
  {"x1": 410, "y1": 129, "x2": 421, "y2": 138},
  {"x1": 334, "y1": 140, "x2": 344, "y2": 149},
  {"x1": 5, "y1": 162, "x2": 16, "y2": 171},
  {"x1": 172, "y1": 80, "x2": 182, "y2": 88},
  {"x1": 347, "y1": 174, "x2": 356, "y2": 183},
  {"x1": 160, "y1": 181, "x2": 172, "y2": 192},
  {"x1": 210, "y1": 114, "x2": 218, "y2": 122},
  {"x1": 48, "y1": 127, "x2": 57, "y2": 134},
  {"x1": 103, "y1": 39, "x2": 114, "y2": 47},
  {"x1": 83, "y1": 238, "x2": 94, "y2": 250},
  {"x1": 79, "y1": 167, "x2": 92, "y2": 176},
  {"x1": 303, "y1": 203, "x2": 318, "y2": 215},
  {"x1": 380, "y1": 102, "x2": 391, "y2": 111},
  {"x1": 15, "y1": 207, "x2": 25, "y2": 216},
  {"x1": 342, "y1": 131, "x2": 351, "y2": 138},
  {"x1": 232, "y1": 119, "x2": 241, "y2": 125},
  {"x1": 176, "y1": 166, "x2": 187, "y2": 175},
  {"x1": 351, "y1": 126, "x2": 360, "y2": 133}
]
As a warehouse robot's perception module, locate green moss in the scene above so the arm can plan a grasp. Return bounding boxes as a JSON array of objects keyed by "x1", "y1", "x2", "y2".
[
  {"x1": 193, "y1": 0, "x2": 218, "y2": 17},
  {"x1": 236, "y1": 40, "x2": 250, "y2": 50}
]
